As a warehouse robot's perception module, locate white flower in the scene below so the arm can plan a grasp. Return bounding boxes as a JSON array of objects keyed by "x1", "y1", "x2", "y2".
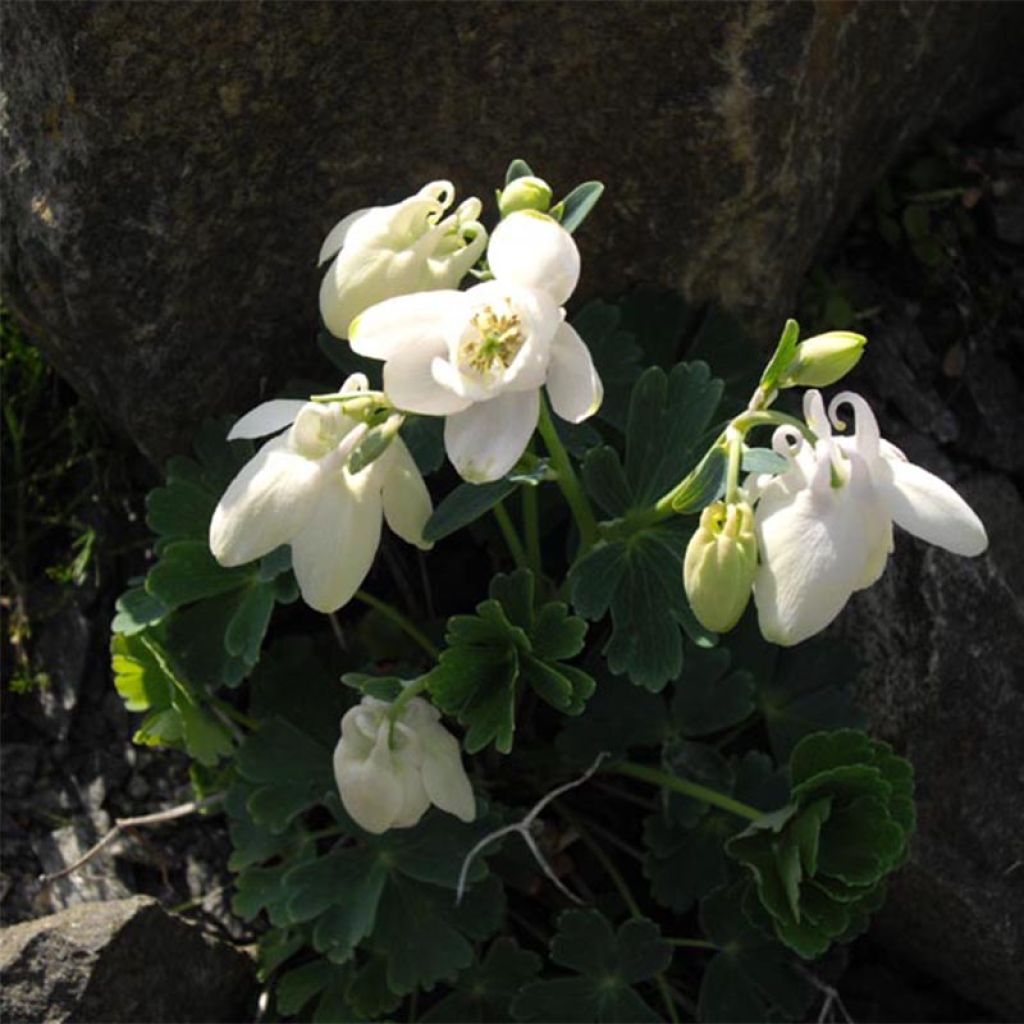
[
  {"x1": 348, "y1": 211, "x2": 602, "y2": 482},
  {"x1": 209, "y1": 375, "x2": 432, "y2": 613},
  {"x1": 319, "y1": 181, "x2": 487, "y2": 339},
  {"x1": 751, "y1": 390, "x2": 987, "y2": 646},
  {"x1": 333, "y1": 695, "x2": 475, "y2": 834}
]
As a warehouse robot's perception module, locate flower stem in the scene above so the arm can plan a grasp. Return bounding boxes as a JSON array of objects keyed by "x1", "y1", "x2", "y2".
[
  {"x1": 354, "y1": 589, "x2": 439, "y2": 660},
  {"x1": 493, "y1": 500, "x2": 529, "y2": 571},
  {"x1": 635, "y1": 408, "x2": 817, "y2": 530},
  {"x1": 208, "y1": 696, "x2": 259, "y2": 732},
  {"x1": 522, "y1": 483, "x2": 543, "y2": 584},
  {"x1": 387, "y1": 675, "x2": 432, "y2": 721},
  {"x1": 667, "y1": 938, "x2": 718, "y2": 951},
  {"x1": 610, "y1": 761, "x2": 764, "y2": 822},
  {"x1": 536, "y1": 396, "x2": 599, "y2": 551}
]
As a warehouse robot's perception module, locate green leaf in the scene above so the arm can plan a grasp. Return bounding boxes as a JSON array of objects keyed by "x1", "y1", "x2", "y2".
[
  {"x1": 423, "y1": 938, "x2": 542, "y2": 1023},
  {"x1": 618, "y1": 287, "x2": 696, "y2": 370},
  {"x1": 571, "y1": 523, "x2": 710, "y2": 691},
  {"x1": 111, "y1": 630, "x2": 232, "y2": 764},
  {"x1": 341, "y1": 672, "x2": 404, "y2": 702},
  {"x1": 643, "y1": 810, "x2": 734, "y2": 914},
  {"x1": 372, "y1": 874, "x2": 491, "y2": 995},
  {"x1": 111, "y1": 585, "x2": 169, "y2": 636},
  {"x1": 698, "y1": 883, "x2": 815, "y2": 1024},
  {"x1": 236, "y1": 716, "x2": 335, "y2": 832},
  {"x1": 758, "y1": 319, "x2": 801, "y2": 393},
  {"x1": 249, "y1": 637, "x2": 350, "y2": 748},
  {"x1": 506, "y1": 159, "x2": 535, "y2": 185},
  {"x1": 429, "y1": 641, "x2": 518, "y2": 754},
  {"x1": 513, "y1": 911, "x2": 671, "y2": 1024},
  {"x1": 557, "y1": 666, "x2": 668, "y2": 763},
  {"x1": 725, "y1": 616, "x2": 866, "y2": 761},
  {"x1": 401, "y1": 414, "x2": 445, "y2": 475},
  {"x1": 671, "y1": 645, "x2": 756, "y2": 737},
  {"x1": 146, "y1": 478, "x2": 216, "y2": 543},
  {"x1": 277, "y1": 961, "x2": 345, "y2": 1016},
  {"x1": 429, "y1": 571, "x2": 594, "y2": 751},
  {"x1": 287, "y1": 847, "x2": 388, "y2": 959},
  {"x1": 224, "y1": 583, "x2": 276, "y2": 664},
  {"x1": 424, "y1": 478, "x2": 518, "y2": 543},
  {"x1": 146, "y1": 540, "x2": 255, "y2": 608},
  {"x1": 557, "y1": 181, "x2": 604, "y2": 234},
  {"x1": 571, "y1": 301, "x2": 643, "y2": 431},
  {"x1": 684, "y1": 306, "x2": 760, "y2": 411}
]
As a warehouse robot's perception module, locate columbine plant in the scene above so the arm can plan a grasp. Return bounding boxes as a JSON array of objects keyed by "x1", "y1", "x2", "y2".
[{"x1": 109, "y1": 160, "x2": 988, "y2": 1024}]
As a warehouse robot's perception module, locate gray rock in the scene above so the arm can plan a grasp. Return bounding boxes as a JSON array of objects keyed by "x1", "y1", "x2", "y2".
[
  {"x1": 0, "y1": 895, "x2": 257, "y2": 1023},
  {"x1": 840, "y1": 472, "x2": 1024, "y2": 1019},
  {"x1": 2, "y1": 2, "x2": 1022, "y2": 460},
  {"x1": 31, "y1": 820, "x2": 133, "y2": 914}
]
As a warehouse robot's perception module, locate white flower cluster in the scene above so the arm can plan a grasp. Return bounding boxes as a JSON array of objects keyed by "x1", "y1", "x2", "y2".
[{"x1": 686, "y1": 388, "x2": 988, "y2": 646}]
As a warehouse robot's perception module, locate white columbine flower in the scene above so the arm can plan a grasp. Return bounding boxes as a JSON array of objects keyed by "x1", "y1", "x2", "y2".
[
  {"x1": 209, "y1": 375, "x2": 432, "y2": 613},
  {"x1": 333, "y1": 695, "x2": 475, "y2": 834},
  {"x1": 751, "y1": 390, "x2": 987, "y2": 646},
  {"x1": 348, "y1": 211, "x2": 603, "y2": 482},
  {"x1": 319, "y1": 180, "x2": 487, "y2": 339}
]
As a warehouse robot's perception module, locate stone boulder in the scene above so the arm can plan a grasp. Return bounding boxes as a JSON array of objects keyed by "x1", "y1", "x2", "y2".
[
  {"x1": 0, "y1": 895, "x2": 257, "y2": 1023},
  {"x1": 836, "y1": 298, "x2": 1024, "y2": 1018},
  {"x1": 3, "y1": 1, "x2": 1023, "y2": 460}
]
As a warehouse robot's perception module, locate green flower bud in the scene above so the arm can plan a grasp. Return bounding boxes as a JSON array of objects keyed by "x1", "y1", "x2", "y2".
[
  {"x1": 683, "y1": 500, "x2": 757, "y2": 633},
  {"x1": 497, "y1": 176, "x2": 553, "y2": 217},
  {"x1": 780, "y1": 331, "x2": 867, "y2": 388}
]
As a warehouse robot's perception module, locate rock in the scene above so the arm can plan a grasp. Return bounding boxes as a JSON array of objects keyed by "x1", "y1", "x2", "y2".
[
  {"x1": 31, "y1": 819, "x2": 134, "y2": 915},
  {"x1": 3, "y1": 2, "x2": 1023, "y2": 460},
  {"x1": 0, "y1": 895, "x2": 257, "y2": 1023},
  {"x1": 840, "y1": 471, "x2": 1024, "y2": 1019}
]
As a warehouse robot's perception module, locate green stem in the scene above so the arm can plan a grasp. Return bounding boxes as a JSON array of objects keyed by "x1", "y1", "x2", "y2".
[
  {"x1": 387, "y1": 675, "x2": 431, "y2": 721},
  {"x1": 354, "y1": 589, "x2": 439, "y2": 660},
  {"x1": 610, "y1": 761, "x2": 764, "y2": 822},
  {"x1": 636, "y1": 408, "x2": 817, "y2": 529},
  {"x1": 536, "y1": 396, "x2": 599, "y2": 551},
  {"x1": 724, "y1": 427, "x2": 743, "y2": 505},
  {"x1": 667, "y1": 938, "x2": 718, "y2": 950},
  {"x1": 493, "y1": 500, "x2": 529, "y2": 570},
  {"x1": 522, "y1": 483, "x2": 543, "y2": 584},
  {"x1": 208, "y1": 696, "x2": 259, "y2": 731}
]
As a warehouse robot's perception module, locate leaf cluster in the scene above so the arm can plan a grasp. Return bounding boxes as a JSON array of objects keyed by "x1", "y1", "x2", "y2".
[
  {"x1": 109, "y1": 420, "x2": 297, "y2": 754},
  {"x1": 426, "y1": 569, "x2": 594, "y2": 753},
  {"x1": 727, "y1": 729, "x2": 915, "y2": 958}
]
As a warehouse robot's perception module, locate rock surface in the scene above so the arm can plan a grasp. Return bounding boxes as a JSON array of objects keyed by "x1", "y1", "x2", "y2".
[
  {"x1": 0, "y1": 895, "x2": 257, "y2": 1023},
  {"x1": 3, "y1": 1, "x2": 1023, "y2": 460},
  {"x1": 835, "y1": 268, "x2": 1024, "y2": 1017}
]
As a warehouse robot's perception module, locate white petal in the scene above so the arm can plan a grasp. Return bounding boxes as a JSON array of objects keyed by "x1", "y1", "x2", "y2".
[
  {"x1": 753, "y1": 453, "x2": 885, "y2": 646},
  {"x1": 384, "y1": 346, "x2": 473, "y2": 415},
  {"x1": 545, "y1": 322, "x2": 603, "y2": 423},
  {"x1": 379, "y1": 440, "x2": 434, "y2": 550},
  {"x1": 388, "y1": 726, "x2": 432, "y2": 829},
  {"x1": 444, "y1": 389, "x2": 540, "y2": 483},
  {"x1": 878, "y1": 456, "x2": 988, "y2": 556},
  {"x1": 420, "y1": 730, "x2": 476, "y2": 823},
  {"x1": 227, "y1": 400, "x2": 306, "y2": 441},
  {"x1": 319, "y1": 247, "x2": 395, "y2": 340},
  {"x1": 333, "y1": 727, "x2": 403, "y2": 834},
  {"x1": 348, "y1": 291, "x2": 463, "y2": 360},
  {"x1": 802, "y1": 390, "x2": 831, "y2": 440},
  {"x1": 488, "y1": 211, "x2": 580, "y2": 305},
  {"x1": 209, "y1": 437, "x2": 321, "y2": 567},
  {"x1": 289, "y1": 476, "x2": 382, "y2": 612},
  {"x1": 318, "y1": 207, "x2": 373, "y2": 266}
]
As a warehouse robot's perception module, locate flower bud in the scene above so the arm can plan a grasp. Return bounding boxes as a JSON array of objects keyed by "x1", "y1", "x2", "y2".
[
  {"x1": 780, "y1": 331, "x2": 867, "y2": 389},
  {"x1": 683, "y1": 500, "x2": 758, "y2": 633},
  {"x1": 333, "y1": 696, "x2": 475, "y2": 834},
  {"x1": 497, "y1": 175, "x2": 553, "y2": 217}
]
